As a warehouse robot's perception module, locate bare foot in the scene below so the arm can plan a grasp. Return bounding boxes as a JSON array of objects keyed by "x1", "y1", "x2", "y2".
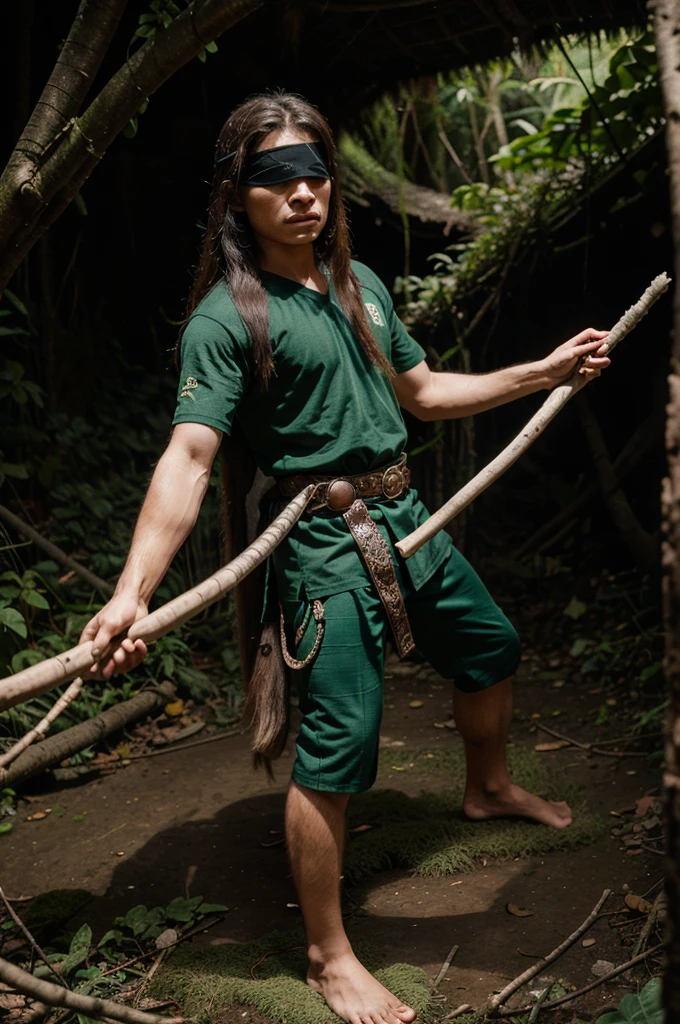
[
  {"x1": 463, "y1": 782, "x2": 572, "y2": 829},
  {"x1": 308, "y1": 949, "x2": 416, "y2": 1024}
]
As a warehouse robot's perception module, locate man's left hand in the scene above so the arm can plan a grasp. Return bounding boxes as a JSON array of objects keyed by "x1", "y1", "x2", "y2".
[{"x1": 540, "y1": 328, "x2": 611, "y2": 388}]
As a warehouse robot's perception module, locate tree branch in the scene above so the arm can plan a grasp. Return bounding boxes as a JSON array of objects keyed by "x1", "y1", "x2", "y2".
[
  {"x1": 0, "y1": 0, "x2": 263, "y2": 288},
  {"x1": 0, "y1": 956, "x2": 182, "y2": 1024}
]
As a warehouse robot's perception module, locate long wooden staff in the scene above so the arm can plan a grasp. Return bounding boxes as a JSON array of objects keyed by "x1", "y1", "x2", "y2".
[
  {"x1": 396, "y1": 273, "x2": 670, "y2": 560},
  {"x1": 0, "y1": 486, "x2": 314, "y2": 713}
]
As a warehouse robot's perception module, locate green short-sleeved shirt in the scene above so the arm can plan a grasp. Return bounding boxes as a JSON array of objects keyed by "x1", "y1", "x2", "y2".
[{"x1": 173, "y1": 260, "x2": 452, "y2": 600}]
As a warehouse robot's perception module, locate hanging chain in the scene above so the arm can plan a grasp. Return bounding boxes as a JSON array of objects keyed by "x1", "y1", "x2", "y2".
[{"x1": 279, "y1": 599, "x2": 325, "y2": 670}]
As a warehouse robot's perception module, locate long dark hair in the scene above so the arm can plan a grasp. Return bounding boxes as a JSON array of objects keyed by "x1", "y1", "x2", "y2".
[{"x1": 183, "y1": 91, "x2": 393, "y2": 384}]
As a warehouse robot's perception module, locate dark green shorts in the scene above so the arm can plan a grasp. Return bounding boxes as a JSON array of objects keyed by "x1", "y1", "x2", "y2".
[{"x1": 281, "y1": 541, "x2": 520, "y2": 795}]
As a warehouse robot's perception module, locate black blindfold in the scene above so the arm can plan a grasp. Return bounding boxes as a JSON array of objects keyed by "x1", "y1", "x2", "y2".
[{"x1": 217, "y1": 142, "x2": 330, "y2": 186}]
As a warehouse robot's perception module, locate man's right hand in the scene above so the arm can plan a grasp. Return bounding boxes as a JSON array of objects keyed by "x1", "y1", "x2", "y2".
[{"x1": 79, "y1": 592, "x2": 149, "y2": 679}]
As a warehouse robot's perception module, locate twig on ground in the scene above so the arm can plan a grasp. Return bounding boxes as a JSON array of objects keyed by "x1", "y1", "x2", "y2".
[
  {"x1": 133, "y1": 950, "x2": 167, "y2": 1008},
  {"x1": 632, "y1": 891, "x2": 666, "y2": 957},
  {"x1": 535, "y1": 723, "x2": 647, "y2": 758},
  {"x1": 639, "y1": 843, "x2": 664, "y2": 856},
  {"x1": 0, "y1": 678, "x2": 84, "y2": 770},
  {"x1": 498, "y1": 944, "x2": 664, "y2": 1016},
  {"x1": 432, "y1": 945, "x2": 459, "y2": 991},
  {"x1": 441, "y1": 1004, "x2": 472, "y2": 1020},
  {"x1": 0, "y1": 887, "x2": 65, "y2": 987},
  {"x1": 0, "y1": 956, "x2": 183, "y2": 1024},
  {"x1": 123, "y1": 727, "x2": 242, "y2": 761},
  {"x1": 487, "y1": 888, "x2": 611, "y2": 1011}
]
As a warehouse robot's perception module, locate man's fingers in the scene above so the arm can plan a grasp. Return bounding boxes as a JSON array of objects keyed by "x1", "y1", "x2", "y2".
[{"x1": 573, "y1": 328, "x2": 610, "y2": 345}]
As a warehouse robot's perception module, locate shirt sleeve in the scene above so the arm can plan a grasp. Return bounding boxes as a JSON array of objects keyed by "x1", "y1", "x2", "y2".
[{"x1": 172, "y1": 313, "x2": 250, "y2": 436}]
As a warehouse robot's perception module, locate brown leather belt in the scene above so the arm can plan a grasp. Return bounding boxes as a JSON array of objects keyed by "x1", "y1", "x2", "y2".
[{"x1": 276, "y1": 454, "x2": 415, "y2": 658}]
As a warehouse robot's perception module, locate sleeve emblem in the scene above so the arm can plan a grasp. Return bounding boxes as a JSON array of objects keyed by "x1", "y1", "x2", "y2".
[
  {"x1": 365, "y1": 302, "x2": 385, "y2": 327},
  {"x1": 179, "y1": 375, "x2": 199, "y2": 400}
]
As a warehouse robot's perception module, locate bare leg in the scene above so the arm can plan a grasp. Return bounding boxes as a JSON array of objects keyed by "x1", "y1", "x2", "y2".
[
  {"x1": 286, "y1": 781, "x2": 416, "y2": 1024},
  {"x1": 455, "y1": 678, "x2": 572, "y2": 829}
]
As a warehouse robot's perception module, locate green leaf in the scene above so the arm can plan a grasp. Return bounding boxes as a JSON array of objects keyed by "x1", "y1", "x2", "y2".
[
  {"x1": 596, "y1": 977, "x2": 662, "y2": 1024},
  {"x1": 205, "y1": 40, "x2": 218, "y2": 53},
  {"x1": 2, "y1": 462, "x2": 29, "y2": 479},
  {"x1": 164, "y1": 895, "x2": 202, "y2": 922},
  {"x1": 563, "y1": 596, "x2": 588, "y2": 620},
  {"x1": 60, "y1": 924, "x2": 92, "y2": 976},
  {"x1": 4, "y1": 289, "x2": 28, "y2": 317},
  {"x1": 0, "y1": 821, "x2": 14, "y2": 835},
  {"x1": 570, "y1": 638, "x2": 591, "y2": 657},
  {"x1": 134, "y1": 24, "x2": 157, "y2": 38},
  {"x1": 11, "y1": 649, "x2": 44, "y2": 672},
  {"x1": 197, "y1": 902, "x2": 228, "y2": 914},
  {"x1": 0, "y1": 608, "x2": 27, "y2": 638},
  {"x1": 98, "y1": 929, "x2": 124, "y2": 948},
  {"x1": 22, "y1": 589, "x2": 49, "y2": 609}
]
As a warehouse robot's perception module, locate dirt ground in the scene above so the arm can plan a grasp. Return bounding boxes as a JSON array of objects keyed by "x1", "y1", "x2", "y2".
[{"x1": 1, "y1": 653, "x2": 662, "y2": 1023}]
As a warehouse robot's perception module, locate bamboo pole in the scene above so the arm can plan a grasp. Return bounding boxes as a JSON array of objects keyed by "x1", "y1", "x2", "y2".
[
  {"x1": 0, "y1": 487, "x2": 314, "y2": 713},
  {"x1": 396, "y1": 274, "x2": 671, "y2": 559}
]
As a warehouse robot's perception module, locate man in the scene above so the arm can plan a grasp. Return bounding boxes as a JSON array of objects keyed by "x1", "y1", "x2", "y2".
[{"x1": 81, "y1": 92, "x2": 609, "y2": 1024}]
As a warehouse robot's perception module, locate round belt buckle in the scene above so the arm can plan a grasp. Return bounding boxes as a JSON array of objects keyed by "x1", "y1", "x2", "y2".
[
  {"x1": 326, "y1": 478, "x2": 356, "y2": 512},
  {"x1": 382, "y1": 465, "x2": 405, "y2": 499}
]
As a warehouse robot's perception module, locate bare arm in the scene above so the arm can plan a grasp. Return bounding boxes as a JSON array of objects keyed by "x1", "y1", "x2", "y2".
[
  {"x1": 393, "y1": 328, "x2": 611, "y2": 422},
  {"x1": 79, "y1": 422, "x2": 222, "y2": 678}
]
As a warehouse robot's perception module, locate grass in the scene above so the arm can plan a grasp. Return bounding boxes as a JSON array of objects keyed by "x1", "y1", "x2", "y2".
[{"x1": 150, "y1": 925, "x2": 437, "y2": 1024}]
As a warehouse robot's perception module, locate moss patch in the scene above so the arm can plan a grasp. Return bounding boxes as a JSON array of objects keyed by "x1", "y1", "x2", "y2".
[
  {"x1": 150, "y1": 926, "x2": 436, "y2": 1024},
  {"x1": 343, "y1": 746, "x2": 603, "y2": 878}
]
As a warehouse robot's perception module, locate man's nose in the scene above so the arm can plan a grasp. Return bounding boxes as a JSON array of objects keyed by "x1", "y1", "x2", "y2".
[{"x1": 290, "y1": 179, "x2": 315, "y2": 202}]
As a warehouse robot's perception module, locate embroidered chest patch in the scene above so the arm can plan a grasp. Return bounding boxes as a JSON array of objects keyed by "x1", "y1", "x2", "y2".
[
  {"x1": 365, "y1": 302, "x2": 385, "y2": 327},
  {"x1": 180, "y1": 375, "x2": 199, "y2": 400}
]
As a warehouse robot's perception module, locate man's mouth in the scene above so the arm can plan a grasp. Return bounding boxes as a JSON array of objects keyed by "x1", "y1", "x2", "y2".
[{"x1": 286, "y1": 212, "x2": 320, "y2": 225}]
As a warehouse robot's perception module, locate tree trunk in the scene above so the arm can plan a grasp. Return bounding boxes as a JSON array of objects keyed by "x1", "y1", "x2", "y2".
[
  {"x1": 0, "y1": 686, "x2": 168, "y2": 786},
  {"x1": 0, "y1": 0, "x2": 263, "y2": 291},
  {"x1": 654, "y1": 2, "x2": 680, "y2": 1016}
]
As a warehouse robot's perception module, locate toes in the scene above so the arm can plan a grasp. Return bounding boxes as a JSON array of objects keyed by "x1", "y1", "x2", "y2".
[{"x1": 395, "y1": 1006, "x2": 416, "y2": 1023}]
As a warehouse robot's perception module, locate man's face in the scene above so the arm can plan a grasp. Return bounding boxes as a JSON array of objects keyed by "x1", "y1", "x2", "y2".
[{"x1": 236, "y1": 128, "x2": 332, "y2": 248}]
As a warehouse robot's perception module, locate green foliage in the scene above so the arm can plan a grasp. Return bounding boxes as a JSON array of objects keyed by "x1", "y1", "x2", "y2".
[
  {"x1": 3, "y1": 890, "x2": 228, "y2": 1017},
  {"x1": 0, "y1": 787, "x2": 16, "y2": 835},
  {"x1": 494, "y1": 31, "x2": 660, "y2": 175},
  {"x1": 391, "y1": 28, "x2": 661, "y2": 335},
  {"x1": 596, "y1": 977, "x2": 663, "y2": 1024},
  {"x1": 124, "y1": 1, "x2": 218, "y2": 136}
]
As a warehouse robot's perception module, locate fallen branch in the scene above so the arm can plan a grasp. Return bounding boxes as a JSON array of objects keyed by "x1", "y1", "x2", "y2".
[
  {"x1": 0, "y1": 678, "x2": 84, "y2": 770},
  {"x1": 442, "y1": 1005, "x2": 472, "y2": 1021},
  {"x1": 0, "y1": 487, "x2": 313, "y2": 713},
  {"x1": 432, "y1": 944, "x2": 458, "y2": 991},
  {"x1": 0, "y1": 956, "x2": 182, "y2": 1024},
  {"x1": 535, "y1": 723, "x2": 648, "y2": 759},
  {"x1": 0, "y1": 505, "x2": 113, "y2": 599},
  {"x1": 0, "y1": 687, "x2": 171, "y2": 787},
  {"x1": 487, "y1": 888, "x2": 611, "y2": 1012},
  {"x1": 632, "y1": 891, "x2": 666, "y2": 957},
  {"x1": 397, "y1": 273, "x2": 671, "y2": 559},
  {"x1": 0, "y1": 887, "x2": 64, "y2": 987},
  {"x1": 498, "y1": 944, "x2": 664, "y2": 1016}
]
